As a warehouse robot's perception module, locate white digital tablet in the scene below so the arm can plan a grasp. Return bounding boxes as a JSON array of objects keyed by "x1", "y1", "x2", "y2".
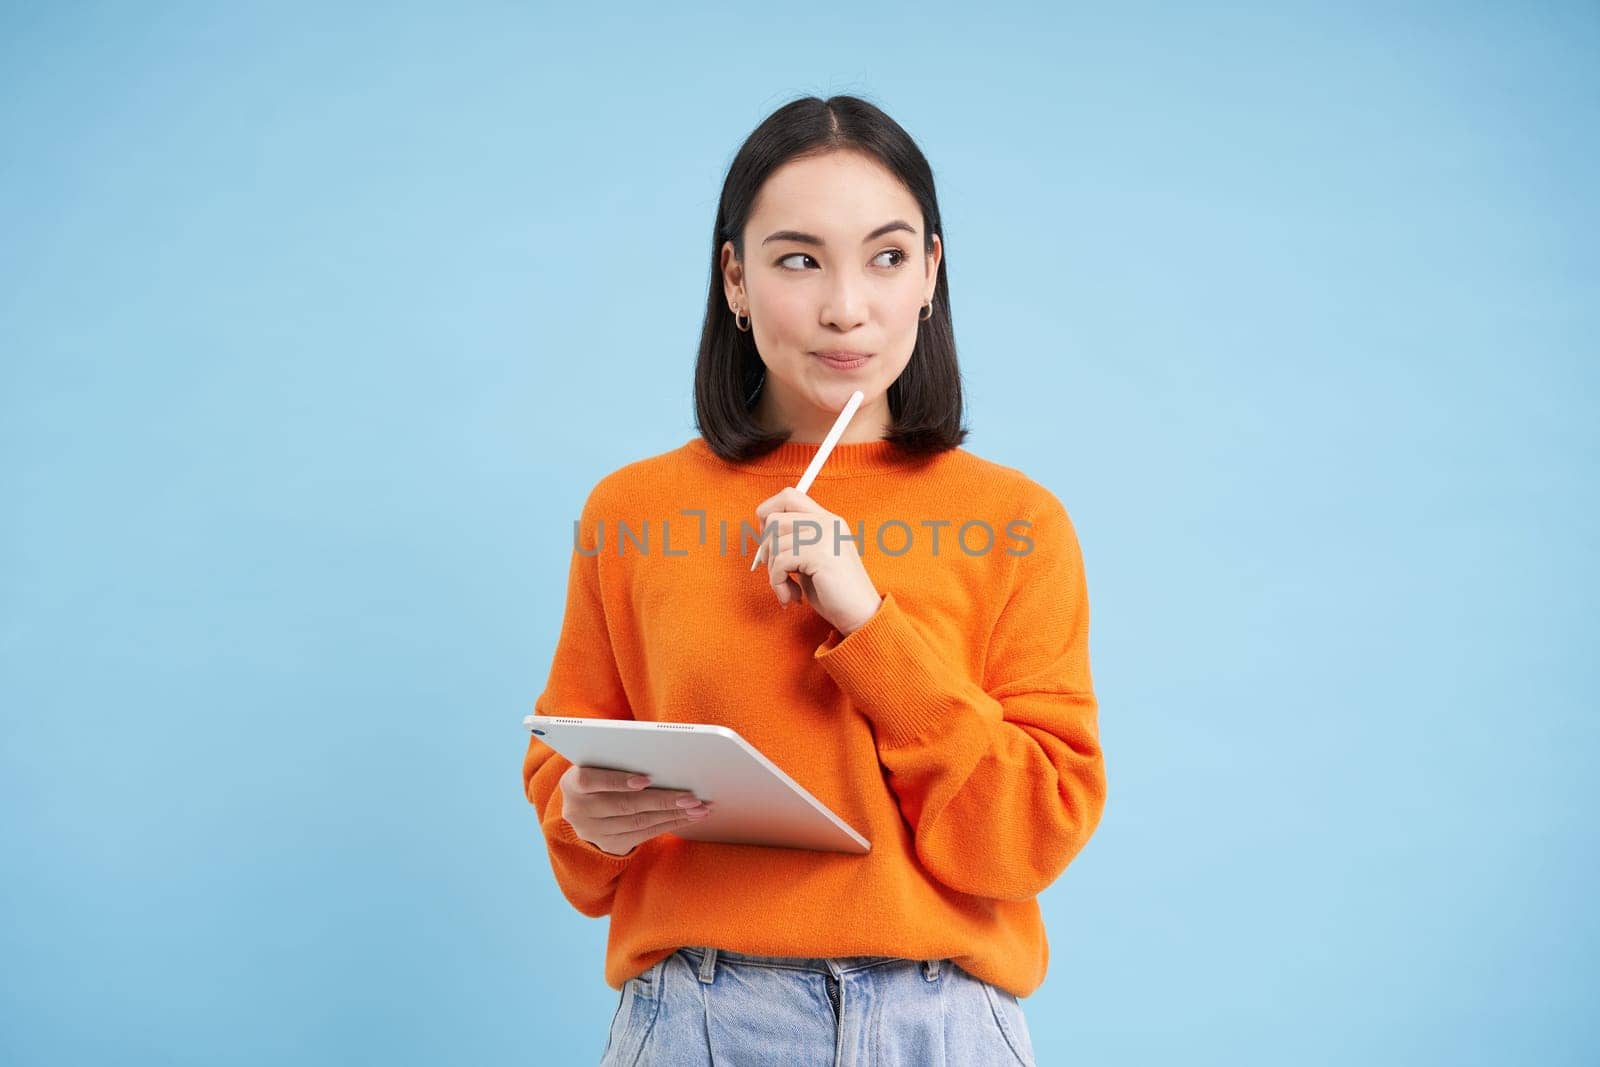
[{"x1": 524, "y1": 714, "x2": 871, "y2": 855}]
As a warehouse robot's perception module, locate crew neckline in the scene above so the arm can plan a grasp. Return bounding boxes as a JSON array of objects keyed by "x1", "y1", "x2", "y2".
[{"x1": 686, "y1": 435, "x2": 936, "y2": 479}]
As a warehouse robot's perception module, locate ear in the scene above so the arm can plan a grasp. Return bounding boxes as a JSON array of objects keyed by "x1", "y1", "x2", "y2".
[
  {"x1": 924, "y1": 232, "x2": 942, "y2": 304},
  {"x1": 721, "y1": 241, "x2": 745, "y2": 310}
]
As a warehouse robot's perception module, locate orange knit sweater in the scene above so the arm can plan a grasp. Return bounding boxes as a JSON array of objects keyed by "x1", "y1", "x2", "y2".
[{"x1": 520, "y1": 435, "x2": 1106, "y2": 998}]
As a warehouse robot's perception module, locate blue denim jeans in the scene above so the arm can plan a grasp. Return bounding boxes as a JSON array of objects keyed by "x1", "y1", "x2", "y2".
[{"x1": 598, "y1": 945, "x2": 1037, "y2": 1066}]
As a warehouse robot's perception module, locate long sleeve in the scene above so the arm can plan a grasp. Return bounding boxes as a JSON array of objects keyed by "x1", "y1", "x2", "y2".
[
  {"x1": 812, "y1": 490, "x2": 1106, "y2": 902},
  {"x1": 522, "y1": 487, "x2": 640, "y2": 917}
]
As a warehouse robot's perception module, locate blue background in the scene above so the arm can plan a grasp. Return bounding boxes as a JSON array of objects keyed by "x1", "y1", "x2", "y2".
[{"x1": 2, "y1": 3, "x2": 1595, "y2": 1064}]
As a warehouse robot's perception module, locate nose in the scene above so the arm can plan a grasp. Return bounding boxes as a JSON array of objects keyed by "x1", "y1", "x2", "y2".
[{"x1": 819, "y1": 270, "x2": 868, "y2": 330}]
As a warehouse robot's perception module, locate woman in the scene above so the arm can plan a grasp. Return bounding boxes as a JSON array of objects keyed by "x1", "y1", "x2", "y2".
[{"x1": 522, "y1": 94, "x2": 1106, "y2": 1066}]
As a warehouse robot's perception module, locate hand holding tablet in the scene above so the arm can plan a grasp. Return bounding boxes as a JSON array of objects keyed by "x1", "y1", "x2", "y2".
[
  {"x1": 559, "y1": 763, "x2": 718, "y2": 857},
  {"x1": 528, "y1": 715, "x2": 870, "y2": 854}
]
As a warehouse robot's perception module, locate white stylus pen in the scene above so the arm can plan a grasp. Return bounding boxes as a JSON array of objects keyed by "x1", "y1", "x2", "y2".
[{"x1": 750, "y1": 389, "x2": 866, "y2": 571}]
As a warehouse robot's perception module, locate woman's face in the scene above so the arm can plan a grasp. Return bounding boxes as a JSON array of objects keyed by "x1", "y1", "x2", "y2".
[{"x1": 722, "y1": 149, "x2": 942, "y2": 439}]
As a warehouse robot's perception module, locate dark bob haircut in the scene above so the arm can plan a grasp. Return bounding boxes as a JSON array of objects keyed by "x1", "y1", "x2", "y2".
[{"x1": 693, "y1": 94, "x2": 970, "y2": 463}]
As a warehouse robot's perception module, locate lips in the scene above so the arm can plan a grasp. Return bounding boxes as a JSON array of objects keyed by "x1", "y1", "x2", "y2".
[{"x1": 812, "y1": 351, "x2": 872, "y2": 369}]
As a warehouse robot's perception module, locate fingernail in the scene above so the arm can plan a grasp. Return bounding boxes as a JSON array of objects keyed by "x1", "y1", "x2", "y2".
[{"x1": 628, "y1": 776, "x2": 651, "y2": 788}]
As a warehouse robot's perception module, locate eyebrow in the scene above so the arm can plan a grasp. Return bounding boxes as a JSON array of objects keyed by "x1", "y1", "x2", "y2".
[{"x1": 761, "y1": 220, "x2": 918, "y2": 247}]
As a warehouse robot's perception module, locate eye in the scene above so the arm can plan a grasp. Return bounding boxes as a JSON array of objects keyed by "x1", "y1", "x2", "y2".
[{"x1": 776, "y1": 249, "x2": 911, "y2": 271}]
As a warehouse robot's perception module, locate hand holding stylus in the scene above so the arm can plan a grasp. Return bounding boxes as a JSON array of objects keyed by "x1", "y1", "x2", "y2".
[
  {"x1": 750, "y1": 389, "x2": 864, "y2": 572},
  {"x1": 753, "y1": 484, "x2": 884, "y2": 636},
  {"x1": 749, "y1": 389, "x2": 882, "y2": 636}
]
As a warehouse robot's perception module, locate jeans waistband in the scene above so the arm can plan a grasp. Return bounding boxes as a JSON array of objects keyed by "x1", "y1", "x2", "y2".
[{"x1": 677, "y1": 945, "x2": 945, "y2": 983}]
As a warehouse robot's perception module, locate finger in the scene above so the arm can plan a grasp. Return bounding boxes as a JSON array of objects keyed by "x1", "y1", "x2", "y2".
[
  {"x1": 757, "y1": 487, "x2": 822, "y2": 522},
  {"x1": 570, "y1": 765, "x2": 649, "y2": 796},
  {"x1": 611, "y1": 809, "x2": 713, "y2": 851},
  {"x1": 621, "y1": 787, "x2": 716, "y2": 817},
  {"x1": 769, "y1": 519, "x2": 830, "y2": 564},
  {"x1": 749, "y1": 517, "x2": 779, "y2": 572},
  {"x1": 754, "y1": 488, "x2": 787, "y2": 522},
  {"x1": 776, "y1": 486, "x2": 818, "y2": 511},
  {"x1": 569, "y1": 783, "x2": 714, "y2": 821},
  {"x1": 755, "y1": 485, "x2": 802, "y2": 521},
  {"x1": 593, "y1": 805, "x2": 716, "y2": 855},
  {"x1": 769, "y1": 567, "x2": 795, "y2": 606},
  {"x1": 766, "y1": 536, "x2": 804, "y2": 605},
  {"x1": 613, "y1": 794, "x2": 718, "y2": 828},
  {"x1": 764, "y1": 516, "x2": 812, "y2": 550}
]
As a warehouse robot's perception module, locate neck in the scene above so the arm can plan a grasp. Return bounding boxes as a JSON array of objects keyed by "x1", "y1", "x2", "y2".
[{"x1": 754, "y1": 388, "x2": 890, "y2": 444}]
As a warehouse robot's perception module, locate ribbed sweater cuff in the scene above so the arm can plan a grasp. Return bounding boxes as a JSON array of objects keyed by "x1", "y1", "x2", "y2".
[{"x1": 813, "y1": 591, "x2": 997, "y2": 748}]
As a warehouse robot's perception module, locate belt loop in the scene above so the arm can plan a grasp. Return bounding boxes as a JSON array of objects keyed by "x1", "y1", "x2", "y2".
[
  {"x1": 697, "y1": 946, "x2": 718, "y2": 984},
  {"x1": 923, "y1": 958, "x2": 941, "y2": 981}
]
